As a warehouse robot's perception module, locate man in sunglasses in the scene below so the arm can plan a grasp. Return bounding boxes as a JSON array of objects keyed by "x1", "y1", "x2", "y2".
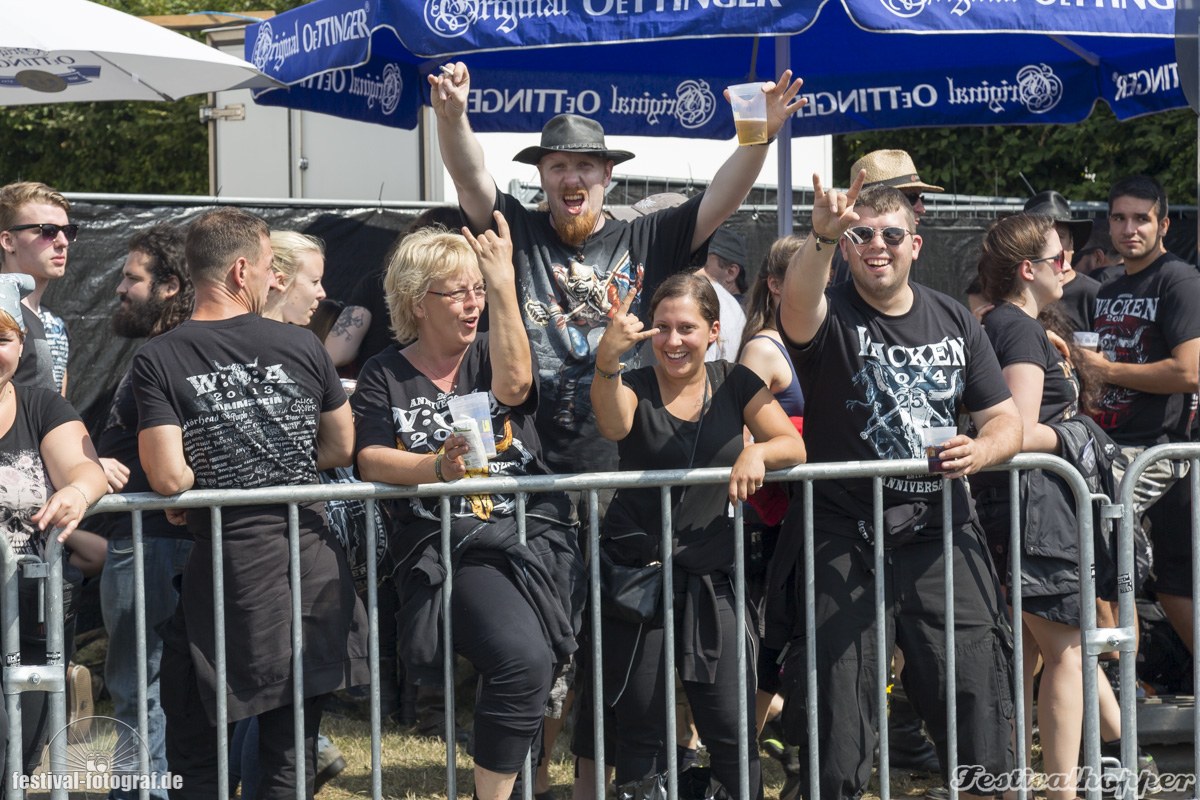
[
  {"x1": 830, "y1": 149, "x2": 943, "y2": 286},
  {"x1": 776, "y1": 171, "x2": 1022, "y2": 799},
  {"x1": 0, "y1": 181, "x2": 76, "y2": 393}
]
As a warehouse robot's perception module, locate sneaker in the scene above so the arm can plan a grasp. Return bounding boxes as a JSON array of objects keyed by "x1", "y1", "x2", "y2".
[{"x1": 66, "y1": 662, "x2": 94, "y2": 744}]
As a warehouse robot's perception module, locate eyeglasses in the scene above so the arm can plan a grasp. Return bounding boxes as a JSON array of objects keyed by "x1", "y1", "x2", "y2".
[
  {"x1": 427, "y1": 283, "x2": 487, "y2": 303},
  {"x1": 843, "y1": 226, "x2": 913, "y2": 249},
  {"x1": 1030, "y1": 251, "x2": 1066, "y2": 271},
  {"x1": 904, "y1": 193, "x2": 924, "y2": 207},
  {"x1": 6, "y1": 223, "x2": 79, "y2": 243}
]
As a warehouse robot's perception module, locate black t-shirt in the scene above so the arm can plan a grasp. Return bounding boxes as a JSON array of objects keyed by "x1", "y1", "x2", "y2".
[
  {"x1": 13, "y1": 305, "x2": 55, "y2": 391},
  {"x1": 603, "y1": 361, "x2": 763, "y2": 574},
  {"x1": 1092, "y1": 253, "x2": 1200, "y2": 445},
  {"x1": 489, "y1": 190, "x2": 702, "y2": 474},
  {"x1": 983, "y1": 301, "x2": 1079, "y2": 424},
  {"x1": 131, "y1": 315, "x2": 346, "y2": 489},
  {"x1": 91, "y1": 365, "x2": 179, "y2": 540},
  {"x1": 0, "y1": 387, "x2": 80, "y2": 557},
  {"x1": 351, "y1": 335, "x2": 570, "y2": 554},
  {"x1": 785, "y1": 282, "x2": 1011, "y2": 533},
  {"x1": 1056, "y1": 271, "x2": 1100, "y2": 332}
]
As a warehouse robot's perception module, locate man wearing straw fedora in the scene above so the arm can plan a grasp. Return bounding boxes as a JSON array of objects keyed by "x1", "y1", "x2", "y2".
[{"x1": 831, "y1": 150, "x2": 943, "y2": 286}]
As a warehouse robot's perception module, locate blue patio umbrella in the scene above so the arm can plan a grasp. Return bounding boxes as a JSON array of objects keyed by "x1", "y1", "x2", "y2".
[{"x1": 244, "y1": 0, "x2": 1185, "y2": 226}]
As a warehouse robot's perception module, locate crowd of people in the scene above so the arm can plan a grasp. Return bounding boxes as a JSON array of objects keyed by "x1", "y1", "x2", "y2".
[{"x1": 0, "y1": 61, "x2": 1195, "y2": 800}]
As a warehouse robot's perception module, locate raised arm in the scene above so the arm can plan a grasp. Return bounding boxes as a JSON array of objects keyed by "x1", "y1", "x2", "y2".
[
  {"x1": 590, "y1": 289, "x2": 659, "y2": 441},
  {"x1": 693, "y1": 71, "x2": 807, "y2": 250},
  {"x1": 428, "y1": 62, "x2": 498, "y2": 232},
  {"x1": 34, "y1": 420, "x2": 107, "y2": 539},
  {"x1": 779, "y1": 171, "x2": 864, "y2": 346},
  {"x1": 464, "y1": 211, "x2": 531, "y2": 407}
]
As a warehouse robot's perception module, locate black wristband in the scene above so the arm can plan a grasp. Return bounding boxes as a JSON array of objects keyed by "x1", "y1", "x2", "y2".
[{"x1": 813, "y1": 233, "x2": 839, "y2": 245}]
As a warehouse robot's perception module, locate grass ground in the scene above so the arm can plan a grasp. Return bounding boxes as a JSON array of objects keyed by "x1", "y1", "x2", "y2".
[{"x1": 68, "y1": 632, "x2": 940, "y2": 800}]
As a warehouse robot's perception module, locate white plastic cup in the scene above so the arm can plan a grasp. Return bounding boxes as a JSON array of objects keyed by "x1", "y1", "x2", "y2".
[
  {"x1": 447, "y1": 392, "x2": 496, "y2": 457},
  {"x1": 1073, "y1": 331, "x2": 1099, "y2": 351},
  {"x1": 727, "y1": 82, "x2": 768, "y2": 146},
  {"x1": 452, "y1": 419, "x2": 489, "y2": 473},
  {"x1": 920, "y1": 426, "x2": 958, "y2": 472}
]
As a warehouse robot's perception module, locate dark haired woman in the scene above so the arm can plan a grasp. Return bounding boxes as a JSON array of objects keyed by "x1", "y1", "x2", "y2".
[
  {"x1": 974, "y1": 212, "x2": 1123, "y2": 798},
  {"x1": 591, "y1": 272, "x2": 805, "y2": 798}
]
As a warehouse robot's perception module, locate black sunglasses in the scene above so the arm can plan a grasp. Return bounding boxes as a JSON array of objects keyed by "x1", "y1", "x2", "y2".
[
  {"x1": 904, "y1": 192, "x2": 924, "y2": 207},
  {"x1": 7, "y1": 223, "x2": 79, "y2": 243},
  {"x1": 843, "y1": 226, "x2": 912, "y2": 248}
]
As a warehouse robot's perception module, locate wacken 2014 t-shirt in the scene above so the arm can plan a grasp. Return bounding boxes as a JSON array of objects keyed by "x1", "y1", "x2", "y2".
[
  {"x1": 1092, "y1": 253, "x2": 1200, "y2": 445},
  {"x1": 131, "y1": 314, "x2": 346, "y2": 488},
  {"x1": 785, "y1": 281, "x2": 1011, "y2": 537},
  {"x1": 490, "y1": 190, "x2": 702, "y2": 475}
]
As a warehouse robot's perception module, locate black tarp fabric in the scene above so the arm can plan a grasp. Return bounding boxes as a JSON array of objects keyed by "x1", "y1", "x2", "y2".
[{"x1": 44, "y1": 199, "x2": 1198, "y2": 438}]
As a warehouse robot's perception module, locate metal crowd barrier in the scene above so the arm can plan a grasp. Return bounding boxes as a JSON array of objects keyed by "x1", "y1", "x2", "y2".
[
  {"x1": 3, "y1": 452, "x2": 1119, "y2": 800},
  {"x1": 1111, "y1": 443, "x2": 1200, "y2": 800}
]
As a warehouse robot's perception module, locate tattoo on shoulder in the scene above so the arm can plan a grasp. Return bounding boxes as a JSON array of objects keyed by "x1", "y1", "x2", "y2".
[{"x1": 331, "y1": 307, "x2": 368, "y2": 338}]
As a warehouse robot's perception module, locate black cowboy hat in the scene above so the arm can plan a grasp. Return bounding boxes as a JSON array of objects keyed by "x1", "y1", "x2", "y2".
[
  {"x1": 1023, "y1": 190, "x2": 1094, "y2": 248},
  {"x1": 513, "y1": 114, "x2": 635, "y2": 166}
]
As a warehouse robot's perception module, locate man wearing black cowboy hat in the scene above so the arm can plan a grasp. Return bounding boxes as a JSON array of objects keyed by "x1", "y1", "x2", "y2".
[
  {"x1": 428, "y1": 63, "x2": 804, "y2": 478},
  {"x1": 1023, "y1": 190, "x2": 1100, "y2": 331}
]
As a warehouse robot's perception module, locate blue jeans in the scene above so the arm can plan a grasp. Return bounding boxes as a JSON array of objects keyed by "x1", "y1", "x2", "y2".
[{"x1": 100, "y1": 536, "x2": 191, "y2": 800}]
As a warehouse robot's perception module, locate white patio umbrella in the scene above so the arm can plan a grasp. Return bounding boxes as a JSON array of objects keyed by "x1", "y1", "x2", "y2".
[{"x1": 0, "y1": 0, "x2": 278, "y2": 104}]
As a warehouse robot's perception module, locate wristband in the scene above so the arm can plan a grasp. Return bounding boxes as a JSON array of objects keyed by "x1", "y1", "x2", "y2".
[
  {"x1": 812, "y1": 233, "x2": 839, "y2": 245},
  {"x1": 433, "y1": 452, "x2": 448, "y2": 482},
  {"x1": 595, "y1": 362, "x2": 625, "y2": 380},
  {"x1": 66, "y1": 484, "x2": 90, "y2": 507}
]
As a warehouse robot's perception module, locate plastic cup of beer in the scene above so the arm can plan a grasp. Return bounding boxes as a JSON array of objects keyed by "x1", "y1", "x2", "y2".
[
  {"x1": 727, "y1": 82, "x2": 768, "y2": 146},
  {"x1": 920, "y1": 426, "x2": 958, "y2": 473},
  {"x1": 447, "y1": 391, "x2": 497, "y2": 456},
  {"x1": 1073, "y1": 331, "x2": 1099, "y2": 351}
]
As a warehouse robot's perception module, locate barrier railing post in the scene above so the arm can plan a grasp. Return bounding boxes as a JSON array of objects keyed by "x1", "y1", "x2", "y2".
[
  {"x1": 364, "y1": 499, "x2": 383, "y2": 800},
  {"x1": 517, "y1": 493, "x2": 533, "y2": 800},
  {"x1": 872, "y1": 477, "x2": 889, "y2": 800},
  {"x1": 659, "y1": 486, "x2": 678, "y2": 800},
  {"x1": 587, "y1": 490, "x2": 605, "y2": 800},
  {"x1": 440, "y1": 495, "x2": 457, "y2": 800},
  {"x1": 131, "y1": 510, "x2": 151, "y2": 800},
  {"x1": 211, "y1": 507, "x2": 229, "y2": 800},
  {"x1": 44, "y1": 535, "x2": 66, "y2": 800},
  {"x1": 287, "y1": 503, "x2": 306, "y2": 800},
  {"x1": 0, "y1": 536, "x2": 19, "y2": 800},
  {"x1": 941, "y1": 477, "x2": 957, "y2": 800},
  {"x1": 1008, "y1": 469, "x2": 1027, "y2": 800},
  {"x1": 732, "y1": 502, "x2": 749, "y2": 800}
]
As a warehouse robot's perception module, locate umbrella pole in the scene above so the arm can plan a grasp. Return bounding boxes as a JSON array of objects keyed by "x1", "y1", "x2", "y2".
[{"x1": 776, "y1": 36, "x2": 794, "y2": 238}]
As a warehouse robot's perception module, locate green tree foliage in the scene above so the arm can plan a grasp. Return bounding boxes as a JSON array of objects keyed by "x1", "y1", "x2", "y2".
[
  {"x1": 835, "y1": 104, "x2": 1200, "y2": 204},
  {"x1": 0, "y1": 0, "x2": 305, "y2": 194}
]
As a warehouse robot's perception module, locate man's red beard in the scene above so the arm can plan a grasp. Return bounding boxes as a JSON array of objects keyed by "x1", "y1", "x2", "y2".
[{"x1": 552, "y1": 205, "x2": 600, "y2": 248}]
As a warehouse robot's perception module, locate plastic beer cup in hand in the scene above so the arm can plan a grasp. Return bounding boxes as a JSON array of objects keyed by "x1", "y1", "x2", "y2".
[
  {"x1": 920, "y1": 426, "x2": 958, "y2": 473},
  {"x1": 727, "y1": 82, "x2": 768, "y2": 146}
]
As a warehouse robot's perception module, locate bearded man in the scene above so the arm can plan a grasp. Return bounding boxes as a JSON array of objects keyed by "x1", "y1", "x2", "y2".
[{"x1": 93, "y1": 223, "x2": 195, "y2": 799}]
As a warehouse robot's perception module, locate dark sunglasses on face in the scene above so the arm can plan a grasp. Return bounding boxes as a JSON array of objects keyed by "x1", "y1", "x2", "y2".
[
  {"x1": 1030, "y1": 251, "x2": 1065, "y2": 271},
  {"x1": 904, "y1": 193, "x2": 924, "y2": 207},
  {"x1": 7, "y1": 223, "x2": 79, "y2": 243},
  {"x1": 844, "y1": 225, "x2": 912, "y2": 248}
]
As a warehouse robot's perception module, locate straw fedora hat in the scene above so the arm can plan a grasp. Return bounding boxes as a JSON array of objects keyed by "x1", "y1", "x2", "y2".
[
  {"x1": 513, "y1": 114, "x2": 635, "y2": 166},
  {"x1": 850, "y1": 149, "x2": 943, "y2": 193}
]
